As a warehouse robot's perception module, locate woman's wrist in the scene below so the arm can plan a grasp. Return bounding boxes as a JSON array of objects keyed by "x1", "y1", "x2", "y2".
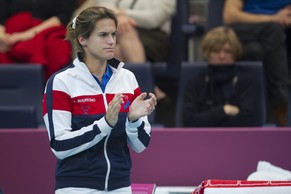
[{"x1": 128, "y1": 117, "x2": 138, "y2": 123}]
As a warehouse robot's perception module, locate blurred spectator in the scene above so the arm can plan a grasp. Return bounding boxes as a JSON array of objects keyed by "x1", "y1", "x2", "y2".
[
  {"x1": 0, "y1": 0, "x2": 77, "y2": 80},
  {"x1": 97, "y1": 0, "x2": 176, "y2": 64},
  {"x1": 182, "y1": 26, "x2": 260, "y2": 127},
  {"x1": 223, "y1": 0, "x2": 291, "y2": 126}
]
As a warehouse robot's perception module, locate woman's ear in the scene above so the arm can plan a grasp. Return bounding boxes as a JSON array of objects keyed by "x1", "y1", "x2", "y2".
[{"x1": 78, "y1": 36, "x2": 87, "y2": 47}]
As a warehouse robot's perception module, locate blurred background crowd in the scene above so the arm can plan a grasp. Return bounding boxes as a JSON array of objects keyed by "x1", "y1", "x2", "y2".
[{"x1": 0, "y1": 0, "x2": 290, "y2": 128}]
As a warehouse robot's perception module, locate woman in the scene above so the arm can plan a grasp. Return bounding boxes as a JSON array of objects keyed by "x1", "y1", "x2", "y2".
[
  {"x1": 182, "y1": 26, "x2": 259, "y2": 127},
  {"x1": 42, "y1": 6, "x2": 157, "y2": 194}
]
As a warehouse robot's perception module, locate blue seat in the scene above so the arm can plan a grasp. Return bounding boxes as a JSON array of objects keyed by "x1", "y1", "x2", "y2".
[
  {"x1": 124, "y1": 62, "x2": 155, "y2": 124},
  {"x1": 0, "y1": 106, "x2": 37, "y2": 128},
  {"x1": 0, "y1": 65, "x2": 44, "y2": 128},
  {"x1": 175, "y1": 61, "x2": 266, "y2": 127},
  {"x1": 124, "y1": 62, "x2": 154, "y2": 94},
  {"x1": 166, "y1": 0, "x2": 205, "y2": 78},
  {"x1": 207, "y1": 0, "x2": 224, "y2": 30}
]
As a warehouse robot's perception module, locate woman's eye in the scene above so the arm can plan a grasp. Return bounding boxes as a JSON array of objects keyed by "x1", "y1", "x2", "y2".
[{"x1": 99, "y1": 33, "x2": 107, "y2": 37}]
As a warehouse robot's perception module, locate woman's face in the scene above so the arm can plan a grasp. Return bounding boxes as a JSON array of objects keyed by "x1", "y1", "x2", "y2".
[
  {"x1": 208, "y1": 42, "x2": 235, "y2": 65},
  {"x1": 82, "y1": 18, "x2": 117, "y2": 61}
]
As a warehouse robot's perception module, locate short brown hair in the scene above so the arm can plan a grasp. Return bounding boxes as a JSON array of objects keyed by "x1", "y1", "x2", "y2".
[{"x1": 201, "y1": 26, "x2": 243, "y2": 60}]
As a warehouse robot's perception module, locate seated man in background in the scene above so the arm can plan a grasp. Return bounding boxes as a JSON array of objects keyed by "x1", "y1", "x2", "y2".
[
  {"x1": 182, "y1": 27, "x2": 260, "y2": 127},
  {"x1": 223, "y1": 0, "x2": 291, "y2": 126}
]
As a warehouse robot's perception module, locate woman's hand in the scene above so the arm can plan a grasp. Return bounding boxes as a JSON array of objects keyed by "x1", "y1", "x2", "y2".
[
  {"x1": 128, "y1": 92, "x2": 157, "y2": 122},
  {"x1": 106, "y1": 93, "x2": 124, "y2": 127}
]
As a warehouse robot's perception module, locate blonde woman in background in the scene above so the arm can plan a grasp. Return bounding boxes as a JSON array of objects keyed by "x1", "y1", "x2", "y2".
[{"x1": 182, "y1": 27, "x2": 260, "y2": 127}]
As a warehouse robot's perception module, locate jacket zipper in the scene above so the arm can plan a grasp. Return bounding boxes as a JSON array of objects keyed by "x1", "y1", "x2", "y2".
[
  {"x1": 104, "y1": 135, "x2": 110, "y2": 191},
  {"x1": 103, "y1": 92, "x2": 110, "y2": 191}
]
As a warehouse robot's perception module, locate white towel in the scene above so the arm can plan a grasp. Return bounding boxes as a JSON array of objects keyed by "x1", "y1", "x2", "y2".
[{"x1": 247, "y1": 161, "x2": 291, "y2": 181}]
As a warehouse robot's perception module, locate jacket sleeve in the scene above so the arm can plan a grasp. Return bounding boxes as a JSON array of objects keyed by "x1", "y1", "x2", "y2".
[
  {"x1": 126, "y1": 117, "x2": 151, "y2": 153},
  {"x1": 42, "y1": 75, "x2": 113, "y2": 160},
  {"x1": 222, "y1": 76, "x2": 260, "y2": 126}
]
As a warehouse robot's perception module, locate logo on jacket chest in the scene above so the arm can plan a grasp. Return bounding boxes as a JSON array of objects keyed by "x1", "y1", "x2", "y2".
[
  {"x1": 72, "y1": 96, "x2": 104, "y2": 115},
  {"x1": 72, "y1": 94, "x2": 133, "y2": 115},
  {"x1": 75, "y1": 98, "x2": 96, "y2": 103}
]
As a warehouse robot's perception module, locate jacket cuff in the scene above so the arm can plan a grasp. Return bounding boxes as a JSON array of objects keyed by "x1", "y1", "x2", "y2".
[
  {"x1": 127, "y1": 118, "x2": 142, "y2": 130},
  {"x1": 95, "y1": 117, "x2": 113, "y2": 136}
]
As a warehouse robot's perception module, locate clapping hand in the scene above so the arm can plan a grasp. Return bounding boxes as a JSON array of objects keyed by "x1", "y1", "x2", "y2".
[
  {"x1": 106, "y1": 93, "x2": 124, "y2": 127},
  {"x1": 128, "y1": 92, "x2": 157, "y2": 122}
]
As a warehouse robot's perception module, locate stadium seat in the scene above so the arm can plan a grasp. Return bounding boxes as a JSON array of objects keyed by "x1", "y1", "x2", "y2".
[
  {"x1": 167, "y1": 0, "x2": 205, "y2": 77},
  {"x1": 0, "y1": 106, "x2": 37, "y2": 128},
  {"x1": 0, "y1": 64, "x2": 44, "y2": 128},
  {"x1": 124, "y1": 62, "x2": 155, "y2": 124},
  {"x1": 207, "y1": 0, "x2": 224, "y2": 30}
]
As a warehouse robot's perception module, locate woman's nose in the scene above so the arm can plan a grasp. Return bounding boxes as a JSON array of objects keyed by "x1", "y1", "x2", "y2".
[{"x1": 107, "y1": 35, "x2": 116, "y2": 44}]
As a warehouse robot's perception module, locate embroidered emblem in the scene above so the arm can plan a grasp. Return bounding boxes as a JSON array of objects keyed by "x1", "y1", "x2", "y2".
[
  {"x1": 123, "y1": 95, "x2": 130, "y2": 110},
  {"x1": 81, "y1": 105, "x2": 90, "y2": 114}
]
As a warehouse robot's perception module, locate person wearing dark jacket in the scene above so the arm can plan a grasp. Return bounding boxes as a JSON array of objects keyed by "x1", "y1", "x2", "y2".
[{"x1": 182, "y1": 26, "x2": 259, "y2": 127}]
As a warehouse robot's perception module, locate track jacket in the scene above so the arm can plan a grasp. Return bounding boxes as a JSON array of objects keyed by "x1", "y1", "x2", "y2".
[{"x1": 42, "y1": 57, "x2": 151, "y2": 191}]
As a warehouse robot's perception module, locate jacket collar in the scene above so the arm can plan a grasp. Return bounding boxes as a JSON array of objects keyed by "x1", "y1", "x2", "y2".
[{"x1": 74, "y1": 53, "x2": 124, "y2": 74}]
